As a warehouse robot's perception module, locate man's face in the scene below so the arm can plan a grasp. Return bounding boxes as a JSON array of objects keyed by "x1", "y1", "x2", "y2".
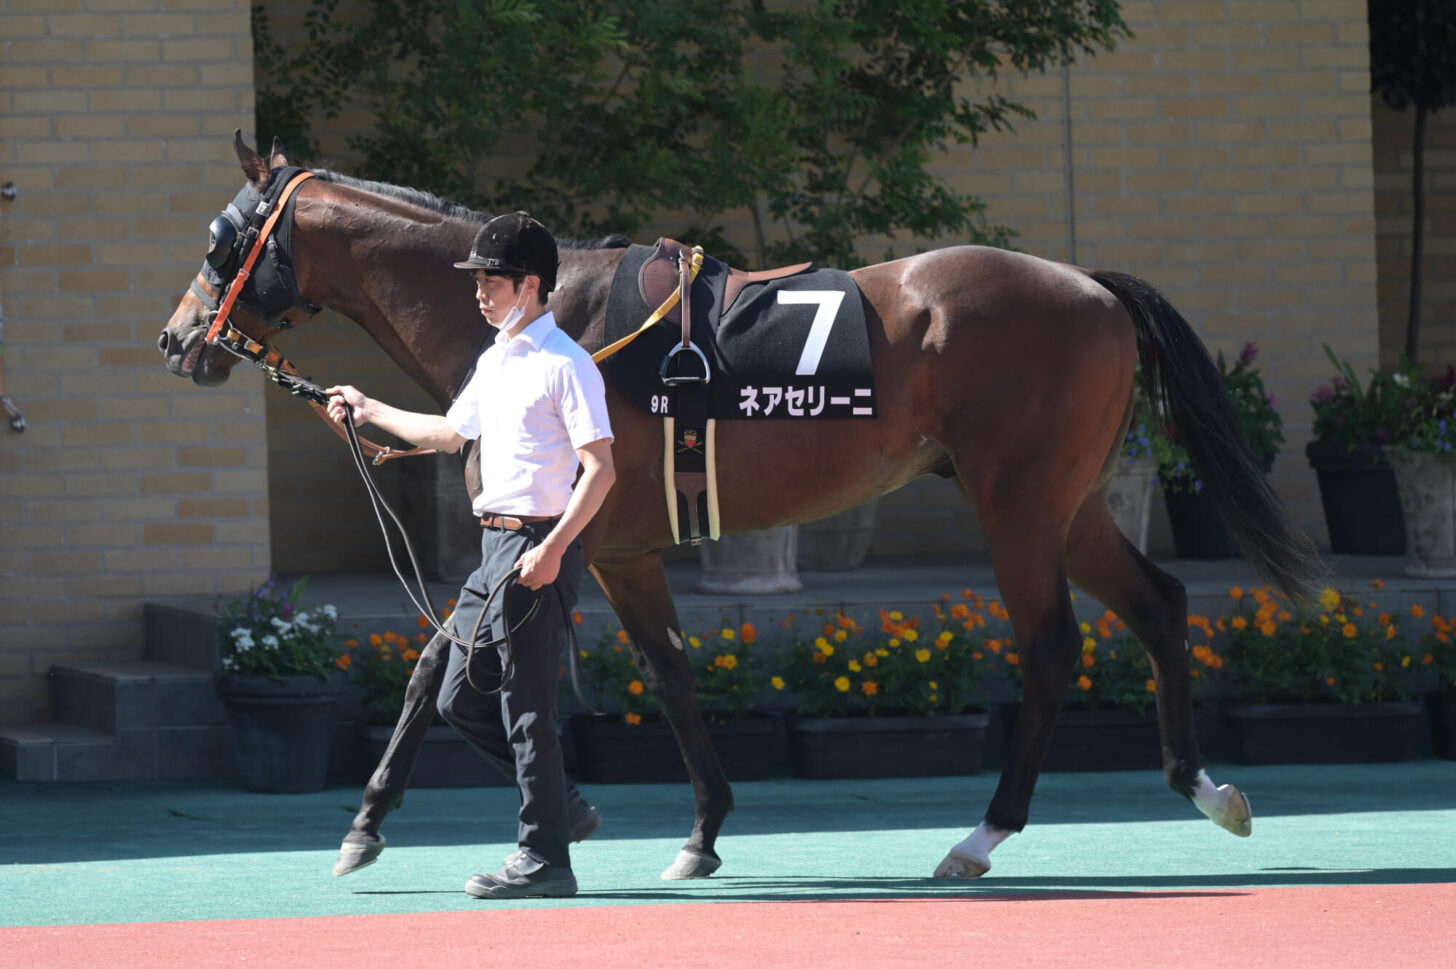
[{"x1": 472, "y1": 271, "x2": 522, "y2": 326}]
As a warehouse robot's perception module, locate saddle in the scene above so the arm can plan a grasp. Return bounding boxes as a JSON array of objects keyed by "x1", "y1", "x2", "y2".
[{"x1": 638, "y1": 238, "x2": 812, "y2": 337}]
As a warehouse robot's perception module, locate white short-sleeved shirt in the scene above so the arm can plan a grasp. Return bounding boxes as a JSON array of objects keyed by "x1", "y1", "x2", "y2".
[{"x1": 445, "y1": 311, "x2": 613, "y2": 518}]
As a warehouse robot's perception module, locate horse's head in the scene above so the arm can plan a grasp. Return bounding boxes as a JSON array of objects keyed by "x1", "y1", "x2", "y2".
[{"x1": 157, "y1": 131, "x2": 322, "y2": 386}]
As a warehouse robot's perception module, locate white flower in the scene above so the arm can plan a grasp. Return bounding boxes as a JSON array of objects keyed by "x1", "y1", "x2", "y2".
[
  {"x1": 221, "y1": 657, "x2": 234, "y2": 669},
  {"x1": 294, "y1": 613, "x2": 318, "y2": 634},
  {"x1": 262, "y1": 634, "x2": 280, "y2": 649},
  {"x1": 1394, "y1": 372, "x2": 1411, "y2": 388},
  {"x1": 230, "y1": 626, "x2": 252, "y2": 641},
  {"x1": 270, "y1": 616, "x2": 293, "y2": 634},
  {"x1": 320, "y1": 604, "x2": 338, "y2": 620}
]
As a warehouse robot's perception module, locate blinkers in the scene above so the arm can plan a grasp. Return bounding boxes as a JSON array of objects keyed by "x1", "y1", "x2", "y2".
[{"x1": 193, "y1": 166, "x2": 321, "y2": 328}]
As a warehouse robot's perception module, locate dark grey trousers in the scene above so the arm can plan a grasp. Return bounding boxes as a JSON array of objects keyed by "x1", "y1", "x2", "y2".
[{"x1": 436, "y1": 521, "x2": 583, "y2": 870}]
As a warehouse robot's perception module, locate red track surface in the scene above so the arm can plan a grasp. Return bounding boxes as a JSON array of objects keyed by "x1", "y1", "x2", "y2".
[{"x1": 7, "y1": 883, "x2": 1455, "y2": 969}]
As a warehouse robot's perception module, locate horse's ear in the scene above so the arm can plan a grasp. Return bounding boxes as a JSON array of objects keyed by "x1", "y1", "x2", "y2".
[
  {"x1": 232, "y1": 129, "x2": 268, "y2": 188},
  {"x1": 268, "y1": 136, "x2": 290, "y2": 170}
]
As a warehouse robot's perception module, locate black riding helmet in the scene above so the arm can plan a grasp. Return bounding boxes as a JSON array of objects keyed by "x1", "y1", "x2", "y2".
[{"x1": 453, "y1": 211, "x2": 558, "y2": 293}]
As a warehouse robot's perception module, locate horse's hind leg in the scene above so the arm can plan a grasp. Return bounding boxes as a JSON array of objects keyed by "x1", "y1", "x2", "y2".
[
  {"x1": 1062, "y1": 494, "x2": 1251, "y2": 837},
  {"x1": 591, "y1": 549, "x2": 734, "y2": 880},
  {"x1": 936, "y1": 517, "x2": 1084, "y2": 879},
  {"x1": 334, "y1": 628, "x2": 451, "y2": 875}
]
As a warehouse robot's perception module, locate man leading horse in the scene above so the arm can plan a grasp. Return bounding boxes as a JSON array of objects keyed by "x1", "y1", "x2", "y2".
[{"x1": 325, "y1": 212, "x2": 616, "y2": 900}]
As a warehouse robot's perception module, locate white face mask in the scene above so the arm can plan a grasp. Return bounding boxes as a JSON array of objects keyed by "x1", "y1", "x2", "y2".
[{"x1": 495, "y1": 284, "x2": 528, "y2": 333}]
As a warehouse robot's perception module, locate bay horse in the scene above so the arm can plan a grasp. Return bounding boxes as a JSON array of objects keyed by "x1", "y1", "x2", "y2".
[{"x1": 158, "y1": 134, "x2": 1319, "y2": 881}]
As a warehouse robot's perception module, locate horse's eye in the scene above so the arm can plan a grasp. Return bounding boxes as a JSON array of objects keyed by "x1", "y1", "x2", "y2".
[{"x1": 206, "y1": 214, "x2": 238, "y2": 271}]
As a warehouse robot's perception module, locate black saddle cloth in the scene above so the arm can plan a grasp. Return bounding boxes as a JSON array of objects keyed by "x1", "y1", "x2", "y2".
[{"x1": 602, "y1": 244, "x2": 876, "y2": 420}]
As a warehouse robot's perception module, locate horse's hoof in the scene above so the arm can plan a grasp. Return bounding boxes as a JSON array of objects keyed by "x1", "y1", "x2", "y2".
[
  {"x1": 661, "y1": 847, "x2": 722, "y2": 880},
  {"x1": 933, "y1": 848, "x2": 989, "y2": 880},
  {"x1": 332, "y1": 836, "x2": 385, "y2": 876},
  {"x1": 1212, "y1": 784, "x2": 1252, "y2": 838}
]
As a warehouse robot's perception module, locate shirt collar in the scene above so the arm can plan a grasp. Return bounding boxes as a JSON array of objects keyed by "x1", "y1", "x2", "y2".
[{"x1": 499, "y1": 311, "x2": 556, "y2": 350}]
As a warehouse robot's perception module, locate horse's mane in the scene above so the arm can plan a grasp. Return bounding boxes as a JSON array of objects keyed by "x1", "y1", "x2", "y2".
[{"x1": 309, "y1": 168, "x2": 628, "y2": 250}]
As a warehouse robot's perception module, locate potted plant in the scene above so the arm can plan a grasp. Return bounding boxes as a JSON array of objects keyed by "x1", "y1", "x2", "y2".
[
  {"x1": 1382, "y1": 363, "x2": 1456, "y2": 576},
  {"x1": 782, "y1": 596, "x2": 993, "y2": 778},
  {"x1": 569, "y1": 621, "x2": 775, "y2": 782},
  {"x1": 1219, "y1": 583, "x2": 1425, "y2": 764},
  {"x1": 1159, "y1": 343, "x2": 1283, "y2": 559},
  {"x1": 1009, "y1": 608, "x2": 1222, "y2": 772},
  {"x1": 349, "y1": 615, "x2": 511, "y2": 788},
  {"x1": 1306, "y1": 346, "x2": 1408, "y2": 554},
  {"x1": 215, "y1": 577, "x2": 349, "y2": 793}
]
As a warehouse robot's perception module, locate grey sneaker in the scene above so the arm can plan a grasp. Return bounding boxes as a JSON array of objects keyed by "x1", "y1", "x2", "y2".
[{"x1": 465, "y1": 851, "x2": 577, "y2": 899}]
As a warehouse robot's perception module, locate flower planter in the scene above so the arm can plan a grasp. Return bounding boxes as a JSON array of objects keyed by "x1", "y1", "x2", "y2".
[
  {"x1": 788, "y1": 711, "x2": 988, "y2": 779},
  {"x1": 1163, "y1": 490, "x2": 1237, "y2": 559},
  {"x1": 1387, "y1": 451, "x2": 1456, "y2": 578},
  {"x1": 216, "y1": 674, "x2": 344, "y2": 793},
  {"x1": 570, "y1": 714, "x2": 776, "y2": 783},
  {"x1": 1223, "y1": 701, "x2": 1426, "y2": 765},
  {"x1": 1305, "y1": 440, "x2": 1405, "y2": 554},
  {"x1": 1428, "y1": 693, "x2": 1456, "y2": 760},
  {"x1": 358, "y1": 724, "x2": 511, "y2": 788},
  {"x1": 1000, "y1": 705, "x2": 1163, "y2": 772},
  {"x1": 1107, "y1": 459, "x2": 1158, "y2": 554},
  {"x1": 797, "y1": 500, "x2": 878, "y2": 572}
]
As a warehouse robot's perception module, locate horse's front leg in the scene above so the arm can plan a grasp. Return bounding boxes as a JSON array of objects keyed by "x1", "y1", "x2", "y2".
[
  {"x1": 592, "y1": 550, "x2": 733, "y2": 880},
  {"x1": 332, "y1": 628, "x2": 451, "y2": 876}
]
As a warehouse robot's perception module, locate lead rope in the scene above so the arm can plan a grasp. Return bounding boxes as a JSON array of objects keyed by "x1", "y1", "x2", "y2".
[{"x1": 335, "y1": 400, "x2": 590, "y2": 705}]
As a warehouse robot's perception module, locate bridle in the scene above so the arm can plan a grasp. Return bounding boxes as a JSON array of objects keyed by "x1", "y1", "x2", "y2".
[
  {"x1": 193, "y1": 165, "x2": 589, "y2": 703},
  {"x1": 194, "y1": 166, "x2": 431, "y2": 465}
]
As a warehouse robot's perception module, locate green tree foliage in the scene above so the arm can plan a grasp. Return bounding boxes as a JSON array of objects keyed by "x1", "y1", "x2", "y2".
[
  {"x1": 1369, "y1": 0, "x2": 1456, "y2": 365},
  {"x1": 254, "y1": 0, "x2": 1127, "y2": 267}
]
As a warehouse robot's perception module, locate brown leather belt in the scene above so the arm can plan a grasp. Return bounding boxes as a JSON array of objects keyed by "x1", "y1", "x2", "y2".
[{"x1": 479, "y1": 513, "x2": 558, "y2": 531}]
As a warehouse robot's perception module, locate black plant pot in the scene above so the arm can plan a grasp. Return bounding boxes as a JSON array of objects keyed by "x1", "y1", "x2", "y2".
[
  {"x1": 1429, "y1": 693, "x2": 1456, "y2": 760},
  {"x1": 1164, "y1": 490, "x2": 1237, "y2": 559},
  {"x1": 216, "y1": 674, "x2": 343, "y2": 793},
  {"x1": 1223, "y1": 701, "x2": 1426, "y2": 765},
  {"x1": 788, "y1": 712, "x2": 989, "y2": 779},
  {"x1": 1305, "y1": 440, "x2": 1405, "y2": 554},
  {"x1": 570, "y1": 714, "x2": 776, "y2": 783},
  {"x1": 1000, "y1": 704, "x2": 1164, "y2": 772}
]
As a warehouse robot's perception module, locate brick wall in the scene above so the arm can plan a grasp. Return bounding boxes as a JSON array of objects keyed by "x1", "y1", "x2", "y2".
[
  {"x1": 1373, "y1": 100, "x2": 1456, "y2": 372},
  {"x1": 872, "y1": 0, "x2": 1383, "y2": 557},
  {"x1": 0, "y1": 0, "x2": 267, "y2": 723}
]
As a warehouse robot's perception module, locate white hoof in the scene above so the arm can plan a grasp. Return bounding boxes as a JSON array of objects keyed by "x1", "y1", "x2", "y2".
[
  {"x1": 1202, "y1": 783, "x2": 1253, "y2": 838},
  {"x1": 661, "y1": 847, "x2": 722, "y2": 880},
  {"x1": 933, "y1": 848, "x2": 990, "y2": 880}
]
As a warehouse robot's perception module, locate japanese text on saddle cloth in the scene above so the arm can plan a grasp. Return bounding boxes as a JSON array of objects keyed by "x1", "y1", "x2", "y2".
[{"x1": 601, "y1": 240, "x2": 876, "y2": 545}]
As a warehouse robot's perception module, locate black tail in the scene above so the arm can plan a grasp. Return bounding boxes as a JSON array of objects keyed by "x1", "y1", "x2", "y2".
[{"x1": 1091, "y1": 270, "x2": 1324, "y2": 602}]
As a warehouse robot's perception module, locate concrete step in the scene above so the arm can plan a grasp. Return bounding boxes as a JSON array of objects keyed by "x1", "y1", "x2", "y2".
[
  {"x1": 0, "y1": 722, "x2": 237, "y2": 783},
  {"x1": 0, "y1": 660, "x2": 239, "y2": 782},
  {"x1": 50, "y1": 661, "x2": 227, "y2": 734}
]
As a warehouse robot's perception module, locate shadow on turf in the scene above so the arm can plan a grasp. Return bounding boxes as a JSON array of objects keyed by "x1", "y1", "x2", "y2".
[{"x1": 342, "y1": 867, "x2": 1456, "y2": 903}]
